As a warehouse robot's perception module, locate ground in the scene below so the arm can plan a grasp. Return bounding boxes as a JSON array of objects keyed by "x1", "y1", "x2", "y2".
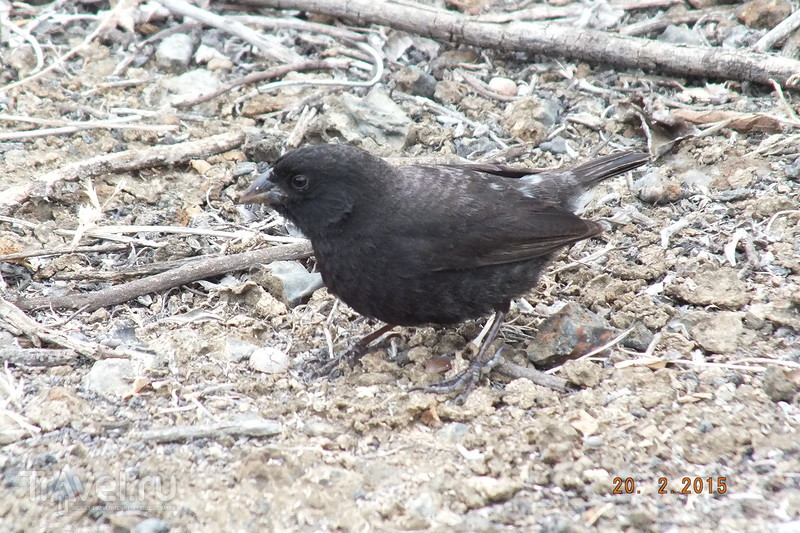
[{"x1": 1, "y1": 2, "x2": 799, "y2": 532}]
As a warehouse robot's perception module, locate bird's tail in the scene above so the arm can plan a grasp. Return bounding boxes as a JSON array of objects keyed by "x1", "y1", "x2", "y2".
[
  {"x1": 568, "y1": 151, "x2": 650, "y2": 188},
  {"x1": 520, "y1": 150, "x2": 649, "y2": 211}
]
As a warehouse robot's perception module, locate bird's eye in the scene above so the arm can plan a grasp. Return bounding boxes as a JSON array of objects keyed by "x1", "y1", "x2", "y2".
[{"x1": 291, "y1": 175, "x2": 309, "y2": 191}]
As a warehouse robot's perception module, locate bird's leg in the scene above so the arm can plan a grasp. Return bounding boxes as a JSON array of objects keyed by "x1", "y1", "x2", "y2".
[
  {"x1": 312, "y1": 323, "x2": 396, "y2": 377},
  {"x1": 414, "y1": 311, "x2": 507, "y2": 403}
]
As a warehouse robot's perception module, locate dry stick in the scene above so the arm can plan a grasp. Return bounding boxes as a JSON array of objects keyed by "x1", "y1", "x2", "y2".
[
  {"x1": 241, "y1": 0, "x2": 800, "y2": 89},
  {"x1": 495, "y1": 360, "x2": 569, "y2": 392},
  {"x1": 620, "y1": 6, "x2": 736, "y2": 37},
  {"x1": 0, "y1": 346, "x2": 81, "y2": 367},
  {"x1": 0, "y1": 114, "x2": 178, "y2": 142},
  {"x1": 132, "y1": 418, "x2": 282, "y2": 443},
  {"x1": 754, "y1": 9, "x2": 800, "y2": 53},
  {"x1": 52, "y1": 255, "x2": 207, "y2": 282},
  {"x1": 0, "y1": 130, "x2": 245, "y2": 217},
  {"x1": 0, "y1": 243, "x2": 130, "y2": 262},
  {"x1": 176, "y1": 59, "x2": 332, "y2": 107},
  {"x1": 154, "y1": 0, "x2": 299, "y2": 63},
  {"x1": 14, "y1": 241, "x2": 314, "y2": 312},
  {"x1": 228, "y1": 15, "x2": 366, "y2": 42}
]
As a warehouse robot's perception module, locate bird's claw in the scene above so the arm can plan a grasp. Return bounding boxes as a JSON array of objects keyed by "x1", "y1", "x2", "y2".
[
  {"x1": 308, "y1": 339, "x2": 368, "y2": 378},
  {"x1": 413, "y1": 348, "x2": 505, "y2": 404}
]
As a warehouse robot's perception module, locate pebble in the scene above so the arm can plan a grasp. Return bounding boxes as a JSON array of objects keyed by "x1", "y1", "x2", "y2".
[
  {"x1": 527, "y1": 302, "x2": 614, "y2": 368},
  {"x1": 633, "y1": 171, "x2": 683, "y2": 204},
  {"x1": 249, "y1": 346, "x2": 290, "y2": 374},
  {"x1": 487, "y1": 77, "x2": 517, "y2": 96},
  {"x1": 258, "y1": 260, "x2": 324, "y2": 306},
  {"x1": 162, "y1": 69, "x2": 221, "y2": 105},
  {"x1": 82, "y1": 359, "x2": 136, "y2": 399},
  {"x1": 658, "y1": 24, "x2": 705, "y2": 46},
  {"x1": 323, "y1": 87, "x2": 413, "y2": 153},
  {"x1": 667, "y1": 267, "x2": 749, "y2": 308},
  {"x1": 131, "y1": 518, "x2": 170, "y2": 533},
  {"x1": 393, "y1": 66, "x2": 436, "y2": 99},
  {"x1": 762, "y1": 366, "x2": 798, "y2": 402},
  {"x1": 689, "y1": 311, "x2": 744, "y2": 354},
  {"x1": 156, "y1": 33, "x2": 195, "y2": 71},
  {"x1": 457, "y1": 476, "x2": 522, "y2": 509}
]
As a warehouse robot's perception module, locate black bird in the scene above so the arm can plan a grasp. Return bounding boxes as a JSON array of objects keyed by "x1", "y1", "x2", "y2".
[{"x1": 239, "y1": 144, "x2": 648, "y2": 398}]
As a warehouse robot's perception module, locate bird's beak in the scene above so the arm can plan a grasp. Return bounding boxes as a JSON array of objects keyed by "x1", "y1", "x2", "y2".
[{"x1": 238, "y1": 168, "x2": 287, "y2": 205}]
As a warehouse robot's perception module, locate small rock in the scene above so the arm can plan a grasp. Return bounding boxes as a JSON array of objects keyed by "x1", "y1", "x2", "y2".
[
  {"x1": 562, "y1": 360, "x2": 603, "y2": 387},
  {"x1": 433, "y1": 79, "x2": 462, "y2": 105},
  {"x1": 6, "y1": 45, "x2": 37, "y2": 74},
  {"x1": 501, "y1": 97, "x2": 555, "y2": 143},
  {"x1": 24, "y1": 387, "x2": 90, "y2": 432},
  {"x1": 221, "y1": 282, "x2": 287, "y2": 318},
  {"x1": 721, "y1": 25, "x2": 761, "y2": 48},
  {"x1": 131, "y1": 518, "x2": 170, "y2": 533},
  {"x1": 634, "y1": 171, "x2": 683, "y2": 204},
  {"x1": 0, "y1": 412, "x2": 28, "y2": 445},
  {"x1": 156, "y1": 33, "x2": 195, "y2": 71},
  {"x1": 249, "y1": 346, "x2": 290, "y2": 374},
  {"x1": 539, "y1": 136, "x2": 572, "y2": 155},
  {"x1": 303, "y1": 420, "x2": 340, "y2": 438},
  {"x1": 393, "y1": 66, "x2": 436, "y2": 99},
  {"x1": 253, "y1": 260, "x2": 324, "y2": 306},
  {"x1": 690, "y1": 311, "x2": 744, "y2": 354},
  {"x1": 161, "y1": 69, "x2": 221, "y2": 105},
  {"x1": 488, "y1": 77, "x2": 517, "y2": 96},
  {"x1": 224, "y1": 337, "x2": 256, "y2": 363},
  {"x1": 622, "y1": 322, "x2": 655, "y2": 352},
  {"x1": 457, "y1": 476, "x2": 522, "y2": 509},
  {"x1": 738, "y1": 0, "x2": 792, "y2": 29},
  {"x1": 667, "y1": 266, "x2": 749, "y2": 308},
  {"x1": 762, "y1": 366, "x2": 798, "y2": 402},
  {"x1": 658, "y1": 24, "x2": 705, "y2": 46},
  {"x1": 786, "y1": 156, "x2": 800, "y2": 181},
  {"x1": 527, "y1": 302, "x2": 616, "y2": 368},
  {"x1": 503, "y1": 378, "x2": 543, "y2": 409},
  {"x1": 233, "y1": 161, "x2": 257, "y2": 177},
  {"x1": 82, "y1": 359, "x2": 136, "y2": 399},
  {"x1": 322, "y1": 87, "x2": 413, "y2": 153},
  {"x1": 436, "y1": 422, "x2": 470, "y2": 444}
]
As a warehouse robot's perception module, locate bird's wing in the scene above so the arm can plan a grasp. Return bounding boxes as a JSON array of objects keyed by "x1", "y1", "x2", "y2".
[{"x1": 388, "y1": 166, "x2": 604, "y2": 272}]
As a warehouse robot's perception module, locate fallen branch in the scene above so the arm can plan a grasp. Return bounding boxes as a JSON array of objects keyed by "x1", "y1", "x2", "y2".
[
  {"x1": 238, "y1": 0, "x2": 800, "y2": 89},
  {"x1": 0, "y1": 131, "x2": 245, "y2": 217},
  {"x1": 15, "y1": 241, "x2": 314, "y2": 311}
]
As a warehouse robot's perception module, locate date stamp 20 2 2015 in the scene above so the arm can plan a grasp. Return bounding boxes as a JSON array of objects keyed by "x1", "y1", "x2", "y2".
[{"x1": 612, "y1": 477, "x2": 728, "y2": 495}]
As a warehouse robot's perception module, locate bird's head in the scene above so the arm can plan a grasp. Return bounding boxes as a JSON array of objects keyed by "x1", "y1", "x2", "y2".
[{"x1": 239, "y1": 144, "x2": 391, "y2": 238}]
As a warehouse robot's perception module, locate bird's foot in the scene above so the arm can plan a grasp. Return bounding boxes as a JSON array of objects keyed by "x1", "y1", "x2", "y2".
[
  {"x1": 307, "y1": 323, "x2": 397, "y2": 378},
  {"x1": 309, "y1": 339, "x2": 369, "y2": 378},
  {"x1": 413, "y1": 348, "x2": 505, "y2": 405}
]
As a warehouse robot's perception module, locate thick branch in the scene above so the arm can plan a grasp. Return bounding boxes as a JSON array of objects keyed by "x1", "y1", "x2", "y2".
[{"x1": 239, "y1": 0, "x2": 800, "y2": 89}]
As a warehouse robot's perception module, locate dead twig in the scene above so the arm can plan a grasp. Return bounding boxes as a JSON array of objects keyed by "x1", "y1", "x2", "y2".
[
  {"x1": 132, "y1": 416, "x2": 282, "y2": 443},
  {"x1": 495, "y1": 360, "x2": 570, "y2": 392},
  {"x1": 14, "y1": 241, "x2": 314, "y2": 312},
  {"x1": 0, "y1": 114, "x2": 178, "y2": 142},
  {"x1": 176, "y1": 59, "x2": 333, "y2": 107},
  {"x1": 154, "y1": 0, "x2": 299, "y2": 63}
]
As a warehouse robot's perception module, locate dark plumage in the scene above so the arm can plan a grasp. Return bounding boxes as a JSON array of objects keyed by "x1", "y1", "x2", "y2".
[{"x1": 240, "y1": 143, "x2": 648, "y2": 397}]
